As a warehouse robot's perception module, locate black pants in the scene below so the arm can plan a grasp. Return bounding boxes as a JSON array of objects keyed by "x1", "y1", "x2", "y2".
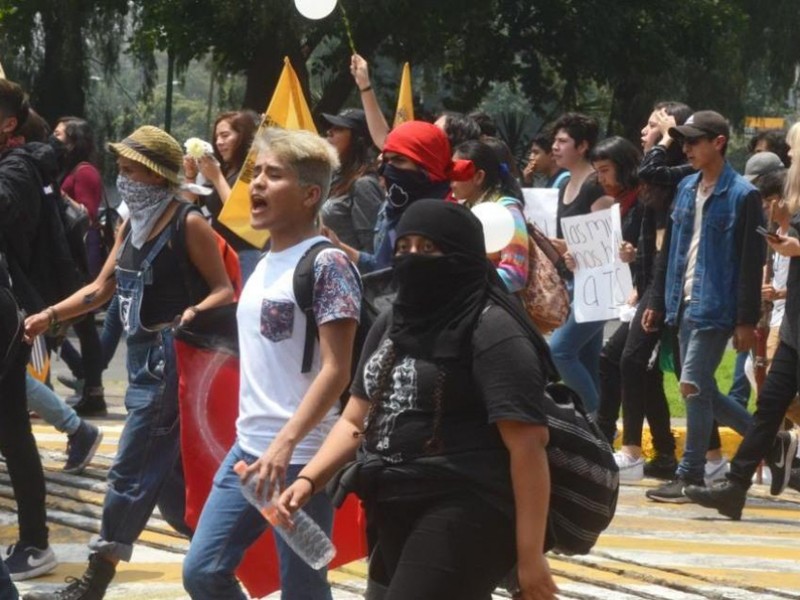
[
  {"x1": 0, "y1": 341, "x2": 48, "y2": 548},
  {"x1": 60, "y1": 315, "x2": 103, "y2": 388},
  {"x1": 368, "y1": 493, "x2": 516, "y2": 600},
  {"x1": 597, "y1": 298, "x2": 676, "y2": 456},
  {"x1": 729, "y1": 341, "x2": 797, "y2": 488}
]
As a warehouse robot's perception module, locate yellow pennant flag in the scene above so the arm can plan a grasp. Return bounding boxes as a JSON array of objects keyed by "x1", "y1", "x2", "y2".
[
  {"x1": 0, "y1": 60, "x2": 6, "y2": 79},
  {"x1": 218, "y1": 57, "x2": 318, "y2": 248},
  {"x1": 393, "y1": 62, "x2": 414, "y2": 127}
]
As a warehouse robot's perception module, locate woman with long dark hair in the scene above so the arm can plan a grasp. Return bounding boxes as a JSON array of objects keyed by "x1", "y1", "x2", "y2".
[
  {"x1": 54, "y1": 117, "x2": 103, "y2": 278},
  {"x1": 53, "y1": 117, "x2": 107, "y2": 415},
  {"x1": 276, "y1": 199, "x2": 557, "y2": 600},
  {"x1": 183, "y1": 110, "x2": 261, "y2": 279},
  {"x1": 319, "y1": 108, "x2": 382, "y2": 252},
  {"x1": 451, "y1": 138, "x2": 529, "y2": 292}
]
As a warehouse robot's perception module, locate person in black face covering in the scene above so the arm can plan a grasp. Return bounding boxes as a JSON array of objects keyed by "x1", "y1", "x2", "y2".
[
  {"x1": 322, "y1": 121, "x2": 458, "y2": 273},
  {"x1": 277, "y1": 199, "x2": 559, "y2": 600}
]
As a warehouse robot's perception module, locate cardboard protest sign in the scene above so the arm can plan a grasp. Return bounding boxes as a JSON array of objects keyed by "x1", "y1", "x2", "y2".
[
  {"x1": 522, "y1": 188, "x2": 558, "y2": 237},
  {"x1": 561, "y1": 205, "x2": 633, "y2": 322}
]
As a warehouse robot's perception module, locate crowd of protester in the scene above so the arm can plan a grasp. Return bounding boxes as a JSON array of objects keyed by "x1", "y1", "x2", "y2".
[{"x1": 1, "y1": 49, "x2": 800, "y2": 600}]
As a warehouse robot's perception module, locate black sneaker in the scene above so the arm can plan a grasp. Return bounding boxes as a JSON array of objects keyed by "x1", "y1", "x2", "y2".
[
  {"x1": 684, "y1": 480, "x2": 747, "y2": 520},
  {"x1": 3, "y1": 542, "x2": 57, "y2": 581},
  {"x1": 645, "y1": 476, "x2": 703, "y2": 503},
  {"x1": 22, "y1": 553, "x2": 116, "y2": 600},
  {"x1": 643, "y1": 454, "x2": 678, "y2": 480},
  {"x1": 63, "y1": 421, "x2": 103, "y2": 474},
  {"x1": 766, "y1": 431, "x2": 798, "y2": 496},
  {"x1": 71, "y1": 387, "x2": 107, "y2": 418}
]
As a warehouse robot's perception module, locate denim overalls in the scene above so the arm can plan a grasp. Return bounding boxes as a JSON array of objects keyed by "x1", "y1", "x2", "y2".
[{"x1": 89, "y1": 222, "x2": 191, "y2": 562}]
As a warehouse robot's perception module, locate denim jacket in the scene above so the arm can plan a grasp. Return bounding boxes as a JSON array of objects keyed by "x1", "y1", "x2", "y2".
[{"x1": 662, "y1": 162, "x2": 764, "y2": 329}]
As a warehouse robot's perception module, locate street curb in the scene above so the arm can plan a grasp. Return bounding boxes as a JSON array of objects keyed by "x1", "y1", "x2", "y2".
[{"x1": 617, "y1": 426, "x2": 743, "y2": 459}]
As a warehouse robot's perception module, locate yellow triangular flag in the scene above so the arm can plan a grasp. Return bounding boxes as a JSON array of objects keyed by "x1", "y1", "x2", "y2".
[
  {"x1": 393, "y1": 62, "x2": 414, "y2": 127},
  {"x1": 0, "y1": 60, "x2": 6, "y2": 80},
  {"x1": 218, "y1": 57, "x2": 318, "y2": 248}
]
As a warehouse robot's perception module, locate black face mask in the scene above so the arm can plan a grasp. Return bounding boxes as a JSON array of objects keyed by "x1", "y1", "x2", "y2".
[
  {"x1": 380, "y1": 163, "x2": 441, "y2": 214},
  {"x1": 389, "y1": 252, "x2": 488, "y2": 360}
]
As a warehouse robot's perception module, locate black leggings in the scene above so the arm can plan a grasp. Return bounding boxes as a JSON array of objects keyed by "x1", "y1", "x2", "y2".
[
  {"x1": 597, "y1": 298, "x2": 676, "y2": 455},
  {"x1": 367, "y1": 493, "x2": 516, "y2": 600},
  {"x1": 0, "y1": 341, "x2": 48, "y2": 548},
  {"x1": 60, "y1": 315, "x2": 103, "y2": 388}
]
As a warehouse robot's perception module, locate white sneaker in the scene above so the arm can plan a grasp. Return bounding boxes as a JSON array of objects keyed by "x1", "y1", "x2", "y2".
[
  {"x1": 705, "y1": 457, "x2": 729, "y2": 485},
  {"x1": 614, "y1": 452, "x2": 644, "y2": 483},
  {"x1": 752, "y1": 467, "x2": 772, "y2": 486}
]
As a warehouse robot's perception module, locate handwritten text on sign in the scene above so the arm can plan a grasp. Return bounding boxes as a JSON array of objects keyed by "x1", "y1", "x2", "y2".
[{"x1": 561, "y1": 205, "x2": 633, "y2": 323}]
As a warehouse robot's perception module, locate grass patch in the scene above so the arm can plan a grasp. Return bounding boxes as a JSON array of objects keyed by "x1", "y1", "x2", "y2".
[{"x1": 663, "y1": 349, "x2": 751, "y2": 417}]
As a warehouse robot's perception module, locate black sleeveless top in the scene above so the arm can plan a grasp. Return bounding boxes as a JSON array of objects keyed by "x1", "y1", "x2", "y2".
[{"x1": 118, "y1": 203, "x2": 209, "y2": 328}]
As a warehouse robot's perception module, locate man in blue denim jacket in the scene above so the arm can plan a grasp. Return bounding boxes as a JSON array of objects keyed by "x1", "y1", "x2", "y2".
[{"x1": 645, "y1": 111, "x2": 765, "y2": 502}]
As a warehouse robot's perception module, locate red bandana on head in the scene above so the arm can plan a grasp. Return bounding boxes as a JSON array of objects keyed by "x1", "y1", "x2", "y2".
[{"x1": 383, "y1": 121, "x2": 454, "y2": 182}]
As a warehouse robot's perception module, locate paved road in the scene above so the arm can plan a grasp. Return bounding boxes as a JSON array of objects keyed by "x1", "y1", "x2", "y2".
[{"x1": 2, "y1": 332, "x2": 799, "y2": 598}]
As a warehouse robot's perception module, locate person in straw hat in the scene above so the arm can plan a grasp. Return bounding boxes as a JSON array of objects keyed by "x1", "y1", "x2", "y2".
[{"x1": 23, "y1": 125, "x2": 235, "y2": 600}]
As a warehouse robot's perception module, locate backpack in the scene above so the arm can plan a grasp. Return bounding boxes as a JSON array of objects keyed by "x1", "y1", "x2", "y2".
[
  {"x1": 293, "y1": 240, "x2": 367, "y2": 406},
  {"x1": 28, "y1": 165, "x2": 84, "y2": 309},
  {"x1": 540, "y1": 382, "x2": 619, "y2": 554},
  {"x1": 518, "y1": 221, "x2": 571, "y2": 333},
  {"x1": 481, "y1": 290, "x2": 618, "y2": 556},
  {"x1": 97, "y1": 191, "x2": 122, "y2": 264},
  {"x1": 173, "y1": 202, "x2": 244, "y2": 301}
]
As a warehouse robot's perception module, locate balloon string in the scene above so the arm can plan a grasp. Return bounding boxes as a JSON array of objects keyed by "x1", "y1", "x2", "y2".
[{"x1": 339, "y1": 2, "x2": 357, "y2": 54}]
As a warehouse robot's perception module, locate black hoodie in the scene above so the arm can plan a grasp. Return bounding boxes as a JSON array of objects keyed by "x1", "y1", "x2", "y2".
[{"x1": 0, "y1": 140, "x2": 77, "y2": 313}]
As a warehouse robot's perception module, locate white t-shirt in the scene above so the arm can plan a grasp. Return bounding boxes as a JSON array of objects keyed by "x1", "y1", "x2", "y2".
[
  {"x1": 771, "y1": 239, "x2": 790, "y2": 328},
  {"x1": 235, "y1": 236, "x2": 361, "y2": 462},
  {"x1": 683, "y1": 185, "x2": 713, "y2": 300}
]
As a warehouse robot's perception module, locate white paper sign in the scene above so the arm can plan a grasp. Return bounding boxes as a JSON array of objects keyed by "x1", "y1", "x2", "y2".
[
  {"x1": 561, "y1": 205, "x2": 634, "y2": 323},
  {"x1": 522, "y1": 188, "x2": 558, "y2": 237}
]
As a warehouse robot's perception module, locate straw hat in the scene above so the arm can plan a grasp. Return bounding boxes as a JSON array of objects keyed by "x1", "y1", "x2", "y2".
[{"x1": 108, "y1": 125, "x2": 183, "y2": 185}]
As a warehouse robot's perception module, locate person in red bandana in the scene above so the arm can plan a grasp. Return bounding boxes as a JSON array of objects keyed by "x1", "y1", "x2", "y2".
[{"x1": 325, "y1": 120, "x2": 461, "y2": 273}]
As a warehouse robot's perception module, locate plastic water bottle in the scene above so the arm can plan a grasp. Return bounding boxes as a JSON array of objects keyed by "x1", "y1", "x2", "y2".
[{"x1": 233, "y1": 460, "x2": 336, "y2": 569}]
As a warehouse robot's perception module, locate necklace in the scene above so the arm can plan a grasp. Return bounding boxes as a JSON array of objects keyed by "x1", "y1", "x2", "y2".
[{"x1": 699, "y1": 179, "x2": 717, "y2": 194}]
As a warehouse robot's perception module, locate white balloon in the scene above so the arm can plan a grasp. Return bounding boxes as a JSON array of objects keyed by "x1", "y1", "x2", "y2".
[
  {"x1": 294, "y1": 0, "x2": 338, "y2": 20},
  {"x1": 471, "y1": 202, "x2": 515, "y2": 254}
]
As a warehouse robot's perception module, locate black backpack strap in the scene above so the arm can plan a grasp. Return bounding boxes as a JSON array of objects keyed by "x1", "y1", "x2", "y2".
[{"x1": 293, "y1": 240, "x2": 336, "y2": 373}]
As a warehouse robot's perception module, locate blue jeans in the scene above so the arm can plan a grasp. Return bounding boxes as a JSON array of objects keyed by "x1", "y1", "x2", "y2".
[
  {"x1": 89, "y1": 328, "x2": 189, "y2": 561},
  {"x1": 183, "y1": 443, "x2": 334, "y2": 600},
  {"x1": 549, "y1": 307, "x2": 605, "y2": 414},
  {"x1": 728, "y1": 350, "x2": 751, "y2": 407},
  {"x1": 26, "y1": 373, "x2": 80, "y2": 435},
  {"x1": 0, "y1": 558, "x2": 18, "y2": 600},
  {"x1": 677, "y1": 321, "x2": 753, "y2": 481}
]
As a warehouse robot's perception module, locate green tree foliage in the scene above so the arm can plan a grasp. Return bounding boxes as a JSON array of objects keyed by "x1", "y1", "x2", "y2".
[{"x1": 0, "y1": 0, "x2": 127, "y2": 122}]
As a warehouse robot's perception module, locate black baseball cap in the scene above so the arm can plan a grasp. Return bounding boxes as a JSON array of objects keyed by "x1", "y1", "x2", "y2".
[
  {"x1": 669, "y1": 110, "x2": 730, "y2": 141},
  {"x1": 321, "y1": 108, "x2": 368, "y2": 135}
]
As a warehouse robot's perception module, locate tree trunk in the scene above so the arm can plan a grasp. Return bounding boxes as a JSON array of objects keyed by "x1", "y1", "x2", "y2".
[{"x1": 34, "y1": 0, "x2": 87, "y2": 122}]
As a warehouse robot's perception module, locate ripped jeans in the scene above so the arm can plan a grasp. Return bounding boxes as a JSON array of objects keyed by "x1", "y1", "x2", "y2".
[{"x1": 676, "y1": 320, "x2": 752, "y2": 481}]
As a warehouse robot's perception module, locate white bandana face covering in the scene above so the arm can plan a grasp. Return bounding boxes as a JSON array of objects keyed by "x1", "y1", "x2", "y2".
[{"x1": 116, "y1": 174, "x2": 173, "y2": 249}]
